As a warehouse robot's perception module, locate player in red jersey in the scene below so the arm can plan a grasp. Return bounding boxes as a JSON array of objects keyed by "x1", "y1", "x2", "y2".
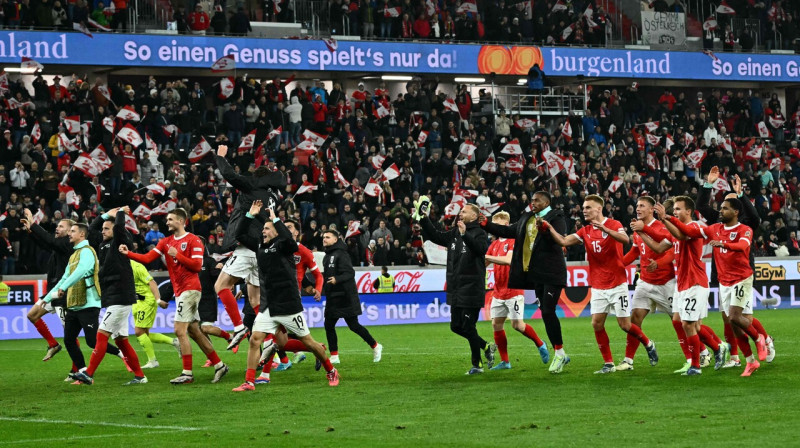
[
  {"x1": 546, "y1": 195, "x2": 657, "y2": 374},
  {"x1": 638, "y1": 197, "x2": 729, "y2": 376},
  {"x1": 120, "y1": 208, "x2": 230, "y2": 385},
  {"x1": 660, "y1": 197, "x2": 766, "y2": 377},
  {"x1": 483, "y1": 212, "x2": 549, "y2": 370},
  {"x1": 617, "y1": 197, "x2": 683, "y2": 372}
]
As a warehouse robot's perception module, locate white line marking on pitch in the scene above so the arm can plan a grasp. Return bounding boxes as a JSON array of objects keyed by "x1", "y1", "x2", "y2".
[
  {"x1": 0, "y1": 416, "x2": 200, "y2": 431},
  {"x1": 0, "y1": 432, "x2": 164, "y2": 445}
]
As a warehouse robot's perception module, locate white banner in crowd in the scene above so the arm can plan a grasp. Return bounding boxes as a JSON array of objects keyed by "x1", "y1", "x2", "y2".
[{"x1": 641, "y1": 12, "x2": 686, "y2": 46}]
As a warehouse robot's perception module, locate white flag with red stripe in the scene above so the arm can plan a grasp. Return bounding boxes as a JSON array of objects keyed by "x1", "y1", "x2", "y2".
[
  {"x1": 562, "y1": 120, "x2": 573, "y2": 142},
  {"x1": 443, "y1": 98, "x2": 459, "y2": 113},
  {"x1": 210, "y1": 54, "x2": 236, "y2": 72},
  {"x1": 373, "y1": 104, "x2": 390, "y2": 119},
  {"x1": 88, "y1": 18, "x2": 112, "y2": 31},
  {"x1": 268, "y1": 126, "x2": 282, "y2": 140},
  {"x1": 295, "y1": 181, "x2": 318, "y2": 196},
  {"x1": 506, "y1": 157, "x2": 524, "y2": 173},
  {"x1": 0, "y1": 72, "x2": 8, "y2": 93},
  {"x1": 383, "y1": 6, "x2": 401, "y2": 17},
  {"x1": 302, "y1": 129, "x2": 328, "y2": 147},
  {"x1": 417, "y1": 130, "x2": 429, "y2": 145},
  {"x1": 117, "y1": 123, "x2": 143, "y2": 146},
  {"x1": 73, "y1": 21, "x2": 93, "y2": 37},
  {"x1": 608, "y1": 176, "x2": 624, "y2": 193},
  {"x1": 219, "y1": 77, "x2": 234, "y2": 98},
  {"x1": 103, "y1": 116, "x2": 115, "y2": 133},
  {"x1": 480, "y1": 153, "x2": 497, "y2": 173},
  {"x1": 685, "y1": 132, "x2": 695, "y2": 146},
  {"x1": 456, "y1": 0, "x2": 477, "y2": 14},
  {"x1": 146, "y1": 182, "x2": 167, "y2": 195},
  {"x1": 646, "y1": 132, "x2": 661, "y2": 146},
  {"x1": 542, "y1": 150, "x2": 564, "y2": 177},
  {"x1": 515, "y1": 118, "x2": 537, "y2": 129},
  {"x1": 644, "y1": 121, "x2": 660, "y2": 133},
  {"x1": 294, "y1": 139, "x2": 318, "y2": 155},
  {"x1": 501, "y1": 139, "x2": 523, "y2": 155},
  {"x1": 757, "y1": 121, "x2": 771, "y2": 138},
  {"x1": 333, "y1": 167, "x2": 351, "y2": 188},
  {"x1": 64, "y1": 115, "x2": 81, "y2": 134},
  {"x1": 382, "y1": 163, "x2": 400, "y2": 181},
  {"x1": 712, "y1": 177, "x2": 731, "y2": 193},
  {"x1": 91, "y1": 145, "x2": 112, "y2": 170},
  {"x1": 769, "y1": 157, "x2": 783, "y2": 171},
  {"x1": 189, "y1": 137, "x2": 213, "y2": 162},
  {"x1": 124, "y1": 214, "x2": 140, "y2": 235},
  {"x1": 74, "y1": 153, "x2": 103, "y2": 177},
  {"x1": 145, "y1": 133, "x2": 158, "y2": 154},
  {"x1": 459, "y1": 140, "x2": 477, "y2": 159},
  {"x1": 58, "y1": 133, "x2": 79, "y2": 152},
  {"x1": 323, "y1": 37, "x2": 338, "y2": 52},
  {"x1": 716, "y1": 0, "x2": 735, "y2": 14},
  {"x1": 745, "y1": 144, "x2": 763, "y2": 161},
  {"x1": 133, "y1": 203, "x2": 152, "y2": 219},
  {"x1": 32, "y1": 208, "x2": 45, "y2": 224},
  {"x1": 552, "y1": 0, "x2": 567, "y2": 11},
  {"x1": 238, "y1": 129, "x2": 257, "y2": 153},
  {"x1": 684, "y1": 148, "x2": 706, "y2": 169},
  {"x1": 769, "y1": 115, "x2": 785, "y2": 129},
  {"x1": 21, "y1": 57, "x2": 43, "y2": 71},
  {"x1": 647, "y1": 153, "x2": 657, "y2": 171},
  {"x1": 703, "y1": 16, "x2": 718, "y2": 30},
  {"x1": 364, "y1": 178, "x2": 383, "y2": 197},
  {"x1": 479, "y1": 202, "x2": 504, "y2": 217},
  {"x1": 116, "y1": 105, "x2": 140, "y2": 122},
  {"x1": 346, "y1": 220, "x2": 361, "y2": 239},
  {"x1": 151, "y1": 199, "x2": 178, "y2": 216},
  {"x1": 162, "y1": 124, "x2": 178, "y2": 136},
  {"x1": 58, "y1": 184, "x2": 80, "y2": 208},
  {"x1": 371, "y1": 154, "x2": 386, "y2": 170},
  {"x1": 444, "y1": 200, "x2": 464, "y2": 219},
  {"x1": 31, "y1": 122, "x2": 41, "y2": 143}
]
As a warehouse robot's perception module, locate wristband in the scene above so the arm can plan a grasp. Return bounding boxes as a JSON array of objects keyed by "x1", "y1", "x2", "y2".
[
  {"x1": 272, "y1": 218, "x2": 280, "y2": 223},
  {"x1": 703, "y1": 182, "x2": 713, "y2": 188}
]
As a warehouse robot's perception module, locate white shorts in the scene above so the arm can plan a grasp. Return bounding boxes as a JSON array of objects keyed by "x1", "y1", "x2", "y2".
[
  {"x1": 99, "y1": 305, "x2": 132, "y2": 338},
  {"x1": 675, "y1": 285, "x2": 710, "y2": 322},
  {"x1": 222, "y1": 246, "x2": 259, "y2": 285},
  {"x1": 720, "y1": 276, "x2": 754, "y2": 315},
  {"x1": 490, "y1": 296, "x2": 525, "y2": 320},
  {"x1": 252, "y1": 309, "x2": 310, "y2": 338},
  {"x1": 38, "y1": 300, "x2": 66, "y2": 325},
  {"x1": 175, "y1": 290, "x2": 202, "y2": 323},
  {"x1": 632, "y1": 279, "x2": 676, "y2": 314},
  {"x1": 590, "y1": 283, "x2": 631, "y2": 318}
]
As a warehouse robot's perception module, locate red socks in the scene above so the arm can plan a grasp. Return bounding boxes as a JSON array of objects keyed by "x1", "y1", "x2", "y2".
[
  {"x1": 744, "y1": 324, "x2": 760, "y2": 341},
  {"x1": 724, "y1": 323, "x2": 739, "y2": 356},
  {"x1": 117, "y1": 338, "x2": 144, "y2": 377},
  {"x1": 688, "y1": 334, "x2": 701, "y2": 368},
  {"x1": 218, "y1": 330, "x2": 231, "y2": 340},
  {"x1": 283, "y1": 339, "x2": 307, "y2": 352},
  {"x1": 330, "y1": 351, "x2": 339, "y2": 356},
  {"x1": 207, "y1": 351, "x2": 222, "y2": 365},
  {"x1": 625, "y1": 333, "x2": 641, "y2": 360},
  {"x1": 245, "y1": 368, "x2": 256, "y2": 384},
  {"x1": 698, "y1": 325, "x2": 720, "y2": 352},
  {"x1": 279, "y1": 352, "x2": 289, "y2": 364},
  {"x1": 494, "y1": 330, "x2": 509, "y2": 363},
  {"x1": 672, "y1": 320, "x2": 691, "y2": 360},
  {"x1": 626, "y1": 323, "x2": 650, "y2": 346},
  {"x1": 751, "y1": 318, "x2": 767, "y2": 338},
  {"x1": 218, "y1": 289, "x2": 243, "y2": 327},
  {"x1": 594, "y1": 329, "x2": 613, "y2": 363},
  {"x1": 182, "y1": 354, "x2": 193, "y2": 371},
  {"x1": 554, "y1": 344, "x2": 563, "y2": 350},
  {"x1": 86, "y1": 332, "x2": 109, "y2": 376},
  {"x1": 322, "y1": 358, "x2": 333, "y2": 372},
  {"x1": 34, "y1": 320, "x2": 58, "y2": 348},
  {"x1": 521, "y1": 324, "x2": 544, "y2": 347},
  {"x1": 737, "y1": 334, "x2": 753, "y2": 358}
]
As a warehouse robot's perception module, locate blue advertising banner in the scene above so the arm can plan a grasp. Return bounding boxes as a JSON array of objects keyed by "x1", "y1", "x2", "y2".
[{"x1": 2, "y1": 31, "x2": 800, "y2": 82}]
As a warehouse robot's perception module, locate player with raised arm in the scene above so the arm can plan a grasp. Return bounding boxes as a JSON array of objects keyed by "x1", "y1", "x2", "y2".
[
  {"x1": 546, "y1": 195, "x2": 657, "y2": 374},
  {"x1": 661, "y1": 198, "x2": 766, "y2": 377},
  {"x1": 616, "y1": 196, "x2": 681, "y2": 372},
  {"x1": 131, "y1": 260, "x2": 179, "y2": 369},
  {"x1": 231, "y1": 200, "x2": 338, "y2": 392},
  {"x1": 215, "y1": 144, "x2": 287, "y2": 351},
  {"x1": 483, "y1": 211, "x2": 549, "y2": 370},
  {"x1": 120, "y1": 208, "x2": 230, "y2": 385}
]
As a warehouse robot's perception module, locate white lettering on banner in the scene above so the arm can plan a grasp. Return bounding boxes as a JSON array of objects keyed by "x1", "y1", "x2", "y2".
[
  {"x1": 0, "y1": 33, "x2": 68, "y2": 59},
  {"x1": 549, "y1": 49, "x2": 671, "y2": 77},
  {"x1": 641, "y1": 12, "x2": 686, "y2": 46}
]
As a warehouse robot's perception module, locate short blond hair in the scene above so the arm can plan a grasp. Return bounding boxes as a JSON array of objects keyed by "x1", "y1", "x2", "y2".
[
  {"x1": 585, "y1": 194, "x2": 604, "y2": 207},
  {"x1": 492, "y1": 211, "x2": 510, "y2": 223}
]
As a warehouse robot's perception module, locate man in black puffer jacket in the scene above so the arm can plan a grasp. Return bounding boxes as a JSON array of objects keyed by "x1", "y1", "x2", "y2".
[
  {"x1": 480, "y1": 191, "x2": 571, "y2": 374},
  {"x1": 418, "y1": 201, "x2": 494, "y2": 375}
]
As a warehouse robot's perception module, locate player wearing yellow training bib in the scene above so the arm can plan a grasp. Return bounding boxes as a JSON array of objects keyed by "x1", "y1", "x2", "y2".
[{"x1": 131, "y1": 261, "x2": 180, "y2": 368}]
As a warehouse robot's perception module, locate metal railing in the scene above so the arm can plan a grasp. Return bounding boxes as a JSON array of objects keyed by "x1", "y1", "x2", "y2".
[
  {"x1": 731, "y1": 18, "x2": 762, "y2": 50},
  {"x1": 489, "y1": 86, "x2": 586, "y2": 118}
]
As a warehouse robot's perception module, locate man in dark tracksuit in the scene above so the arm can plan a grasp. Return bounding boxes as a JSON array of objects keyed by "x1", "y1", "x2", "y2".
[
  {"x1": 419, "y1": 202, "x2": 494, "y2": 374},
  {"x1": 697, "y1": 168, "x2": 774, "y2": 366},
  {"x1": 480, "y1": 191, "x2": 571, "y2": 374}
]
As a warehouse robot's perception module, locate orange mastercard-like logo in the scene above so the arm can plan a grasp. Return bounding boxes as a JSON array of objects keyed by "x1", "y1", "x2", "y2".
[{"x1": 477, "y1": 45, "x2": 545, "y2": 75}]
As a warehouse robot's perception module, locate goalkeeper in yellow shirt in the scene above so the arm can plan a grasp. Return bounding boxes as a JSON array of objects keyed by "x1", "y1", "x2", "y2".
[{"x1": 131, "y1": 260, "x2": 181, "y2": 368}]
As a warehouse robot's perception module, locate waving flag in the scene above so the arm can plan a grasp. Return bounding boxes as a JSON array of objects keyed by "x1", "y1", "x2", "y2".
[
  {"x1": 124, "y1": 214, "x2": 140, "y2": 235},
  {"x1": 90, "y1": 145, "x2": 112, "y2": 170},
  {"x1": 443, "y1": 98, "x2": 459, "y2": 113},
  {"x1": 712, "y1": 177, "x2": 731, "y2": 194},
  {"x1": 103, "y1": 116, "x2": 115, "y2": 133},
  {"x1": 116, "y1": 105, "x2": 140, "y2": 122},
  {"x1": 608, "y1": 176, "x2": 624, "y2": 193},
  {"x1": 456, "y1": 0, "x2": 477, "y2": 14},
  {"x1": 333, "y1": 167, "x2": 351, "y2": 188},
  {"x1": 561, "y1": 120, "x2": 573, "y2": 142},
  {"x1": 0, "y1": 72, "x2": 8, "y2": 93},
  {"x1": 703, "y1": 16, "x2": 718, "y2": 31},
  {"x1": 238, "y1": 129, "x2": 257, "y2": 153},
  {"x1": 21, "y1": 57, "x2": 43, "y2": 71},
  {"x1": 323, "y1": 38, "x2": 338, "y2": 52},
  {"x1": 64, "y1": 115, "x2": 81, "y2": 134},
  {"x1": 500, "y1": 139, "x2": 523, "y2": 155},
  {"x1": 684, "y1": 149, "x2": 706, "y2": 169},
  {"x1": 644, "y1": 121, "x2": 660, "y2": 133},
  {"x1": 117, "y1": 123, "x2": 143, "y2": 146},
  {"x1": 561, "y1": 23, "x2": 575, "y2": 41},
  {"x1": 551, "y1": 0, "x2": 567, "y2": 11},
  {"x1": 542, "y1": 150, "x2": 564, "y2": 177},
  {"x1": 745, "y1": 144, "x2": 763, "y2": 161},
  {"x1": 295, "y1": 181, "x2": 318, "y2": 196},
  {"x1": 73, "y1": 21, "x2": 93, "y2": 37},
  {"x1": 74, "y1": 153, "x2": 103, "y2": 177},
  {"x1": 268, "y1": 126, "x2": 282, "y2": 140},
  {"x1": 162, "y1": 124, "x2": 178, "y2": 136},
  {"x1": 417, "y1": 130, "x2": 429, "y2": 146},
  {"x1": 515, "y1": 118, "x2": 537, "y2": 130},
  {"x1": 31, "y1": 122, "x2": 41, "y2": 143},
  {"x1": 716, "y1": 0, "x2": 735, "y2": 14},
  {"x1": 132, "y1": 203, "x2": 152, "y2": 219},
  {"x1": 346, "y1": 220, "x2": 361, "y2": 239},
  {"x1": 444, "y1": 200, "x2": 464, "y2": 219},
  {"x1": 480, "y1": 153, "x2": 497, "y2": 173},
  {"x1": 210, "y1": 54, "x2": 236, "y2": 72},
  {"x1": 757, "y1": 121, "x2": 771, "y2": 138},
  {"x1": 32, "y1": 208, "x2": 45, "y2": 225},
  {"x1": 383, "y1": 6, "x2": 401, "y2": 17},
  {"x1": 295, "y1": 139, "x2": 318, "y2": 155},
  {"x1": 58, "y1": 133, "x2": 79, "y2": 152},
  {"x1": 382, "y1": 163, "x2": 400, "y2": 181},
  {"x1": 646, "y1": 133, "x2": 661, "y2": 146},
  {"x1": 364, "y1": 178, "x2": 383, "y2": 197},
  {"x1": 459, "y1": 140, "x2": 477, "y2": 159},
  {"x1": 302, "y1": 129, "x2": 328, "y2": 147},
  {"x1": 146, "y1": 182, "x2": 167, "y2": 196},
  {"x1": 506, "y1": 157, "x2": 524, "y2": 173},
  {"x1": 58, "y1": 184, "x2": 80, "y2": 208},
  {"x1": 769, "y1": 115, "x2": 786, "y2": 129},
  {"x1": 371, "y1": 154, "x2": 386, "y2": 170},
  {"x1": 219, "y1": 77, "x2": 235, "y2": 98},
  {"x1": 769, "y1": 157, "x2": 783, "y2": 171},
  {"x1": 88, "y1": 17, "x2": 112, "y2": 31},
  {"x1": 188, "y1": 137, "x2": 213, "y2": 162},
  {"x1": 145, "y1": 133, "x2": 158, "y2": 153},
  {"x1": 373, "y1": 104, "x2": 390, "y2": 119},
  {"x1": 479, "y1": 202, "x2": 504, "y2": 217},
  {"x1": 647, "y1": 153, "x2": 657, "y2": 171},
  {"x1": 151, "y1": 199, "x2": 178, "y2": 216}
]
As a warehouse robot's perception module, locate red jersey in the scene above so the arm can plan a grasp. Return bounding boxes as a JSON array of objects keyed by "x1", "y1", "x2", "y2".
[
  {"x1": 294, "y1": 243, "x2": 323, "y2": 292},
  {"x1": 153, "y1": 233, "x2": 204, "y2": 295},
  {"x1": 670, "y1": 221, "x2": 709, "y2": 291},
  {"x1": 487, "y1": 238, "x2": 524, "y2": 299},
  {"x1": 706, "y1": 222, "x2": 753, "y2": 286},
  {"x1": 631, "y1": 219, "x2": 675, "y2": 285},
  {"x1": 575, "y1": 218, "x2": 627, "y2": 290}
]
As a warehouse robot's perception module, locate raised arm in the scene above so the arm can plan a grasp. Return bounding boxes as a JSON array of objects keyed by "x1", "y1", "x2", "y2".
[
  {"x1": 273, "y1": 216, "x2": 299, "y2": 255},
  {"x1": 480, "y1": 215, "x2": 518, "y2": 239},
  {"x1": 419, "y1": 216, "x2": 455, "y2": 247},
  {"x1": 112, "y1": 208, "x2": 133, "y2": 248},
  {"x1": 637, "y1": 229, "x2": 673, "y2": 254},
  {"x1": 594, "y1": 221, "x2": 629, "y2": 245},
  {"x1": 696, "y1": 166, "x2": 721, "y2": 224},
  {"x1": 237, "y1": 200, "x2": 266, "y2": 252},
  {"x1": 545, "y1": 222, "x2": 583, "y2": 247},
  {"x1": 216, "y1": 146, "x2": 255, "y2": 192}
]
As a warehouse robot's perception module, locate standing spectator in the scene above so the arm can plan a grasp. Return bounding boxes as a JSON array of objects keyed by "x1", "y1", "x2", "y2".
[
  {"x1": 210, "y1": 5, "x2": 227, "y2": 34},
  {"x1": 223, "y1": 103, "x2": 245, "y2": 148},
  {"x1": 229, "y1": 7, "x2": 252, "y2": 35},
  {"x1": 188, "y1": 3, "x2": 211, "y2": 35}
]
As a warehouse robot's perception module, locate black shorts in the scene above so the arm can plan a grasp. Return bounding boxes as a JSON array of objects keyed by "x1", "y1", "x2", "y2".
[{"x1": 198, "y1": 294, "x2": 218, "y2": 324}]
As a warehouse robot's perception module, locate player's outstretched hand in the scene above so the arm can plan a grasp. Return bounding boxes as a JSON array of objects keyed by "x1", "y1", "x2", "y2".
[
  {"x1": 267, "y1": 206, "x2": 276, "y2": 221},
  {"x1": 313, "y1": 288, "x2": 322, "y2": 301},
  {"x1": 217, "y1": 145, "x2": 228, "y2": 157},
  {"x1": 118, "y1": 244, "x2": 129, "y2": 255},
  {"x1": 732, "y1": 174, "x2": 743, "y2": 195},
  {"x1": 249, "y1": 200, "x2": 263, "y2": 216},
  {"x1": 707, "y1": 166, "x2": 720, "y2": 185}
]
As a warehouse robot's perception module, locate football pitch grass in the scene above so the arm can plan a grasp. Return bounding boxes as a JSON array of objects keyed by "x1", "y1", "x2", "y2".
[{"x1": 1, "y1": 309, "x2": 799, "y2": 447}]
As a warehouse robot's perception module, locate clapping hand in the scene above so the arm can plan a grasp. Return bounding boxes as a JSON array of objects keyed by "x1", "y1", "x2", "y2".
[
  {"x1": 654, "y1": 203, "x2": 667, "y2": 220},
  {"x1": 630, "y1": 219, "x2": 645, "y2": 232},
  {"x1": 707, "y1": 166, "x2": 720, "y2": 185},
  {"x1": 217, "y1": 145, "x2": 228, "y2": 157},
  {"x1": 249, "y1": 200, "x2": 263, "y2": 216},
  {"x1": 457, "y1": 220, "x2": 466, "y2": 235}
]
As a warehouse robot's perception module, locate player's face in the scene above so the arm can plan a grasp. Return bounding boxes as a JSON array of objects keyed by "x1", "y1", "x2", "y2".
[
  {"x1": 285, "y1": 222, "x2": 299, "y2": 240},
  {"x1": 55, "y1": 220, "x2": 71, "y2": 237},
  {"x1": 322, "y1": 233, "x2": 337, "y2": 247},
  {"x1": 673, "y1": 201, "x2": 688, "y2": 222},
  {"x1": 166, "y1": 214, "x2": 184, "y2": 232},
  {"x1": 636, "y1": 201, "x2": 653, "y2": 220},
  {"x1": 719, "y1": 202, "x2": 737, "y2": 224},
  {"x1": 68, "y1": 225, "x2": 82, "y2": 244},
  {"x1": 531, "y1": 194, "x2": 548, "y2": 213},
  {"x1": 459, "y1": 207, "x2": 477, "y2": 223},
  {"x1": 262, "y1": 222, "x2": 278, "y2": 242},
  {"x1": 101, "y1": 221, "x2": 114, "y2": 241},
  {"x1": 582, "y1": 201, "x2": 600, "y2": 222}
]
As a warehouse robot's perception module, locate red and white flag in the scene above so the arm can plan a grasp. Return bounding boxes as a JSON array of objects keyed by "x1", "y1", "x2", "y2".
[
  {"x1": 501, "y1": 139, "x2": 523, "y2": 155},
  {"x1": 333, "y1": 167, "x2": 351, "y2": 188},
  {"x1": 0, "y1": 72, "x2": 8, "y2": 93},
  {"x1": 295, "y1": 181, "x2": 318, "y2": 196},
  {"x1": 88, "y1": 17, "x2": 112, "y2": 31},
  {"x1": 116, "y1": 105, "x2": 140, "y2": 122},
  {"x1": 151, "y1": 199, "x2": 177, "y2": 216},
  {"x1": 608, "y1": 176, "x2": 624, "y2": 193},
  {"x1": 444, "y1": 200, "x2": 464, "y2": 219},
  {"x1": 552, "y1": 0, "x2": 567, "y2": 11},
  {"x1": 703, "y1": 16, "x2": 717, "y2": 30},
  {"x1": 383, "y1": 6, "x2": 401, "y2": 17},
  {"x1": 480, "y1": 153, "x2": 497, "y2": 173},
  {"x1": 64, "y1": 115, "x2": 81, "y2": 134},
  {"x1": 21, "y1": 57, "x2": 43, "y2": 71},
  {"x1": 684, "y1": 149, "x2": 707, "y2": 169},
  {"x1": 757, "y1": 121, "x2": 771, "y2": 138},
  {"x1": 712, "y1": 177, "x2": 731, "y2": 194},
  {"x1": 238, "y1": 129, "x2": 257, "y2": 153},
  {"x1": 117, "y1": 123, "x2": 143, "y2": 146},
  {"x1": 665, "y1": 134, "x2": 675, "y2": 150},
  {"x1": 364, "y1": 178, "x2": 383, "y2": 197},
  {"x1": 189, "y1": 137, "x2": 213, "y2": 162},
  {"x1": 459, "y1": 140, "x2": 477, "y2": 159},
  {"x1": 456, "y1": 0, "x2": 477, "y2": 14},
  {"x1": 382, "y1": 163, "x2": 400, "y2": 181},
  {"x1": 145, "y1": 133, "x2": 158, "y2": 153},
  {"x1": 716, "y1": 0, "x2": 735, "y2": 15},
  {"x1": 31, "y1": 122, "x2": 41, "y2": 143},
  {"x1": 219, "y1": 77, "x2": 235, "y2": 98},
  {"x1": 745, "y1": 144, "x2": 763, "y2": 161},
  {"x1": 58, "y1": 133, "x2": 79, "y2": 152},
  {"x1": 346, "y1": 220, "x2": 361, "y2": 239},
  {"x1": 211, "y1": 54, "x2": 236, "y2": 72},
  {"x1": 479, "y1": 202, "x2": 504, "y2": 217},
  {"x1": 90, "y1": 145, "x2": 112, "y2": 170},
  {"x1": 96, "y1": 84, "x2": 111, "y2": 101},
  {"x1": 103, "y1": 116, "x2": 115, "y2": 133},
  {"x1": 443, "y1": 98, "x2": 460, "y2": 113},
  {"x1": 124, "y1": 214, "x2": 140, "y2": 235},
  {"x1": 146, "y1": 182, "x2": 167, "y2": 195},
  {"x1": 561, "y1": 23, "x2": 575, "y2": 41},
  {"x1": 295, "y1": 139, "x2": 318, "y2": 155},
  {"x1": 6, "y1": 97, "x2": 33, "y2": 110},
  {"x1": 323, "y1": 38, "x2": 338, "y2": 52},
  {"x1": 417, "y1": 130, "x2": 429, "y2": 146},
  {"x1": 73, "y1": 21, "x2": 93, "y2": 37},
  {"x1": 425, "y1": 0, "x2": 437, "y2": 17},
  {"x1": 542, "y1": 150, "x2": 564, "y2": 177},
  {"x1": 646, "y1": 132, "x2": 661, "y2": 146},
  {"x1": 506, "y1": 157, "x2": 524, "y2": 173},
  {"x1": 268, "y1": 126, "x2": 282, "y2": 140},
  {"x1": 769, "y1": 115, "x2": 785, "y2": 129},
  {"x1": 58, "y1": 184, "x2": 80, "y2": 208},
  {"x1": 562, "y1": 120, "x2": 573, "y2": 142},
  {"x1": 32, "y1": 208, "x2": 45, "y2": 225},
  {"x1": 703, "y1": 49, "x2": 719, "y2": 61},
  {"x1": 162, "y1": 124, "x2": 178, "y2": 136},
  {"x1": 211, "y1": 251, "x2": 234, "y2": 262},
  {"x1": 302, "y1": 129, "x2": 328, "y2": 147},
  {"x1": 684, "y1": 132, "x2": 695, "y2": 146},
  {"x1": 562, "y1": 155, "x2": 578, "y2": 183},
  {"x1": 74, "y1": 153, "x2": 103, "y2": 177},
  {"x1": 515, "y1": 118, "x2": 537, "y2": 129},
  {"x1": 371, "y1": 154, "x2": 386, "y2": 170},
  {"x1": 373, "y1": 104, "x2": 390, "y2": 119},
  {"x1": 454, "y1": 187, "x2": 478, "y2": 200},
  {"x1": 132, "y1": 203, "x2": 152, "y2": 219},
  {"x1": 644, "y1": 121, "x2": 660, "y2": 133},
  {"x1": 647, "y1": 153, "x2": 657, "y2": 171},
  {"x1": 769, "y1": 157, "x2": 783, "y2": 171}
]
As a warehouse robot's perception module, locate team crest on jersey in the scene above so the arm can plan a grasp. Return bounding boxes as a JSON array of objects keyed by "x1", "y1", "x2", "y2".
[
  {"x1": 601, "y1": 232, "x2": 608, "y2": 239},
  {"x1": 180, "y1": 242, "x2": 187, "y2": 251},
  {"x1": 294, "y1": 254, "x2": 301, "y2": 264},
  {"x1": 503, "y1": 243, "x2": 509, "y2": 252},
  {"x1": 729, "y1": 232, "x2": 737, "y2": 240}
]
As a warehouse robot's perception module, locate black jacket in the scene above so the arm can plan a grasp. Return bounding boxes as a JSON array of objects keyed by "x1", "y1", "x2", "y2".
[
  {"x1": 482, "y1": 208, "x2": 567, "y2": 288},
  {"x1": 419, "y1": 217, "x2": 488, "y2": 308},
  {"x1": 697, "y1": 186, "x2": 760, "y2": 285},
  {"x1": 29, "y1": 224, "x2": 73, "y2": 306},
  {"x1": 236, "y1": 215, "x2": 303, "y2": 316},
  {"x1": 91, "y1": 210, "x2": 136, "y2": 307},
  {"x1": 200, "y1": 251, "x2": 222, "y2": 301},
  {"x1": 216, "y1": 155, "x2": 287, "y2": 252},
  {"x1": 322, "y1": 240, "x2": 362, "y2": 318}
]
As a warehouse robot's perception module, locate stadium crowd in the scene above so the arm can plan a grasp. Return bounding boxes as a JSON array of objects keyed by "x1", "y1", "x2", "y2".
[{"x1": 0, "y1": 71, "x2": 799, "y2": 278}]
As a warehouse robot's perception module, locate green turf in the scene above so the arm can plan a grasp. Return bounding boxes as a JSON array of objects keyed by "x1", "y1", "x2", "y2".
[{"x1": 1, "y1": 309, "x2": 799, "y2": 447}]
